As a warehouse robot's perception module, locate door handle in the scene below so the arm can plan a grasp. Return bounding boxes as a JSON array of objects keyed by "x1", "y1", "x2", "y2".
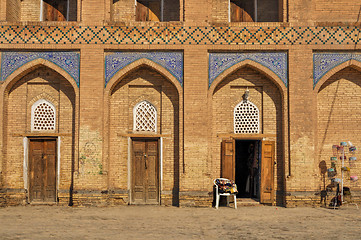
[{"x1": 144, "y1": 154, "x2": 147, "y2": 169}]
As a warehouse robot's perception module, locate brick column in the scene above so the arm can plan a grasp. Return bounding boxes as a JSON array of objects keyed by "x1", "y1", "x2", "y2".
[
  {"x1": 180, "y1": 47, "x2": 211, "y2": 206},
  {"x1": 75, "y1": 47, "x2": 107, "y2": 197},
  {"x1": 286, "y1": 48, "x2": 319, "y2": 205}
]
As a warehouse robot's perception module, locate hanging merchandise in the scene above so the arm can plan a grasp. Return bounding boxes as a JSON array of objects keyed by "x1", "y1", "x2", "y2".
[
  {"x1": 340, "y1": 142, "x2": 348, "y2": 147},
  {"x1": 331, "y1": 161, "x2": 336, "y2": 169},
  {"x1": 328, "y1": 141, "x2": 358, "y2": 208},
  {"x1": 332, "y1": 145, "x2": 339, "y2": 156},
  {"x1": 350, "y1": 176, "x2": 358, "y2": 182},
  {"x1": 341, "y1": 166, "x2": 350, "y2": 172},
  {"x1": 349, "y1": 146, "x2": 357, "y2": 153},
  {"x1": 332, "y1": 178, "x2": 342, "y2": 184},
  {"x1": 349, "y1": 157, "x2": 357, "y2": 168}
]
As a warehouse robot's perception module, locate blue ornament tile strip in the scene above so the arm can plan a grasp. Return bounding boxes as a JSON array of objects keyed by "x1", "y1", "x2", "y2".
[
  {"x1": 313, "y1": 53, "x2": 361, "y2": 88},
  {"x1": 209, "y1": 52, "x2": 288, "y2": 87},
  {"x1": 1, "y1": 51, "x2": 80, "y2": 86},
  {"x1": 105, "y1": 52, "x2": 183, "y2": 87},
  {"x1": 0, "y1": 25, "x2": 360, "y2": 45}
]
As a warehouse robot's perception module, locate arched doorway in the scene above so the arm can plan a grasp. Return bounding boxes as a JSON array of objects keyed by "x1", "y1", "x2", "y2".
[
  {"x1": 210, "y1": 64, "x2": 285, "y2": 205},
  {"x1": 2, "y1": 64, "x2": 77, "y2": 204},
  {"x1": 107, "y1": 64, "x2": 181, "y2": 205}
]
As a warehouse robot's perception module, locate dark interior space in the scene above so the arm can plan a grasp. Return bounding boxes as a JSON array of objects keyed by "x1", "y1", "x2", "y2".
[
  {"x1": 235, "y1": 140, "x2": 260, "y2": 198},
  {"x1": 230, "y1": 0, "x2": 280, "y2": 22}
]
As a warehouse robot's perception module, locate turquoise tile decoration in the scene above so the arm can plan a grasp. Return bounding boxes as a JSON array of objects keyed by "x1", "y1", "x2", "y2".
[
  {"x1": 105, "y1": 52, "x2": 183, "y2": 87},
  {"x1": 0, "y1": 25, "x2": 359, "y2": 45},
  {"x1": 209, "y1": 52, "x2": 288, "y2": 87},
  {"x1": 313, "y1": 53, "x2": 361, "y2": 88},
  {"x1": 1, "y1": 51, "x2": 80, "y2": 86}
]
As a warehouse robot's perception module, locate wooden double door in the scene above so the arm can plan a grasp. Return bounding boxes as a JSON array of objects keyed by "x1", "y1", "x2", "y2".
[
  {"x1": 221, "y1": 139, "x2": 275, "y2": 204},
  {"x1": 132, "y1": 139, "x2": 159, "y2": 204},
  {"x1": 29, "y1": 138, "x2": 57, "y2": 203}
]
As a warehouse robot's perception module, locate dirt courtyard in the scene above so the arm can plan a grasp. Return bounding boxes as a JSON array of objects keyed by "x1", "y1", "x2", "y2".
[{"x1": 0, "y1": 205, "x2": 360, "y2": 239}]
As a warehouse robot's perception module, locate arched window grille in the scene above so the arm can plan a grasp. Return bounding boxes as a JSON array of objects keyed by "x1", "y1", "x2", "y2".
[
  {"x1": 31, "y1": 99, "x2": 56, "y2": 132},
  {"x1": 234, "y1": 100, "x2": 259, "y2": 134},
  {"x1": 133, "y1": 100, "x2": 157, "y2": 132}
]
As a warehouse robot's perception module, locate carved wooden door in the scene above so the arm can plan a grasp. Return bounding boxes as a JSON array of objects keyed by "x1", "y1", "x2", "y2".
[
  {"x1": 29, "y1": 139, "x2": 57, "y2": 203},
  {"x1": 132, "y1": 139, "x2": 159, "y2": 204},
  {"x1": 221, "y1": 139, "x2": 235, "y2": 180},
  {"x1": 260, "y1": 141, "x2": 275, "y2": 204}
]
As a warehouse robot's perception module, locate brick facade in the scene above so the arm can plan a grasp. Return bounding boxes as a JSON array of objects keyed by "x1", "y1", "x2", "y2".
[{"x1": 0, "y1": 0, "x2": 361, "y2": 207}]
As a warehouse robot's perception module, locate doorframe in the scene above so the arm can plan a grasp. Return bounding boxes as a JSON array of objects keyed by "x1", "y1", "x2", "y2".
[
  {"x1": 128, "y1": 136, "x2": 162, "y2": 205},
  {"x1": 24, "y1": 136, "x2": 60, "y2": 203},
  {"x1": 221, "y1": 136, "x2": 276, "y2": 204}
]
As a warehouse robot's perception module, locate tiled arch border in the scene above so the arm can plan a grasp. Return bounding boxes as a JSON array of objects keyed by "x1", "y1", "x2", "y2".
[
  {"x1": 209, "y1": 52, "x2": 288, "y2": 88},
  {"x1": 105, "y1": 52, "x2": 183, "y2": 87},
  {"x1": 313, "y1": 53, "x2": 361, "y2": 89},
  {"x1": 1, "y1": 51, "x2": 80, "y2": 87}
]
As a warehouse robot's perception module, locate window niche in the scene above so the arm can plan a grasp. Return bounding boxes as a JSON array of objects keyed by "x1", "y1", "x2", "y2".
[
  {"x1": 41, "y1": 0, "x2": 77, "y2": 21},
  {"x1": 135, "y1": 0, "x2": 180, "y2": 22},
  {"x1": 18, "y1": 0, "x2": 77, "y2": 21},
  {"x1": 136, "y1": 0, "x2": 161, "y2": 21},
  {"x1": 230, "y1": 0, "x2": 280, "y2": 22}
]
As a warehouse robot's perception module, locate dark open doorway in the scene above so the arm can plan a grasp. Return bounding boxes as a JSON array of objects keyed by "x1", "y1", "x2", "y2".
[{"x1": 235, "y1": 140, "x2": 260, "y2": 199}]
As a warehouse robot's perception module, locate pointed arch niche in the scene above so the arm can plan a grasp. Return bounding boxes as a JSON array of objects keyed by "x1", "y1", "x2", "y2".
[
  {"x1": 316, "y1": 64, "x2": 361, "y2": 179},
  {"x1": 209, "y1": 62, "x2": 286, "y2": 206},
  {"x1": 105, "y1": 59, "x2": 182, "y2": 205},
  {"x1": 0, "y1": 61, "x2": 79, "y2": 204}
]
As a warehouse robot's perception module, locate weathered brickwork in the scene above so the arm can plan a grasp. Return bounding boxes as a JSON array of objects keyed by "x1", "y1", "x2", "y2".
[
  {"x1": 2, "y1": 67, "x2": 75, "y2": 205},
  {"x1": 211, "y1": 67, "x2": 285, "y2": 205},
  {"x1": 0, "y1": 0, "x2": 361, "y2": 208}
]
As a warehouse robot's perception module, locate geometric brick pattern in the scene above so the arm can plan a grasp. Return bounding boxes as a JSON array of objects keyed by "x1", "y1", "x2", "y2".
[
  {"x1": 1, "y1": 51, "x2": 80, "y2": 86},
  {"x1": 313, "y1": 52, "x2": 361, "y2": 88},
  {"x1": 209, "y1": 52, "x2": 288, "y2": 87},
  {"x1": 0, "y1": 25, "x2": 359, "y2": 46},
  {"x1": 105, "y1": 52, "x2": 183, "y2": 87}
]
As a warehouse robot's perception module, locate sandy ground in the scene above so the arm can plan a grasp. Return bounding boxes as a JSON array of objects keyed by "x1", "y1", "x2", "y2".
[{"x1": 0, "y1": 205, "x2": 360, "y2": 240}]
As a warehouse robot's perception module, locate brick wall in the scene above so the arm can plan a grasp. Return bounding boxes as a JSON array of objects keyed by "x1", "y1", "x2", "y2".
[
  {"x1": 0, "y1": 0, "x2": 361, "y2": 208},
  {"x1": 3, "y1": 67, "x2": 75, "y2": 204},
  {"x1": 112, "y1": 0, "x2": 134, "y2": 22},
  {"x1": 317, "y1": 67, "x2": 361, "y2": 192},
  {"x1": 6, "y1": 0, "x2": 21, "y2": 21},
  {"x1": 314, "y1": 1, "x2": 361, "y2": 22}
]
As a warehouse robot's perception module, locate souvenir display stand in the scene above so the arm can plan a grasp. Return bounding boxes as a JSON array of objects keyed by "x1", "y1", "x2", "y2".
[{"x1": 328, "y1": 142, "x2": 358, "y2": 208}]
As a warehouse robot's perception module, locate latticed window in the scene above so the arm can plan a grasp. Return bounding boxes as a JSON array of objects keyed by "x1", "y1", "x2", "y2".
[
  {"x1": 234, "y1": 100, "x2": 259, "y2": 134},
  {"x1": 134, "y1": 101, "x2": 157, "y2": 132},
  {"x1": 31, "y1": 99, "x2": 56, "y2": 132}
]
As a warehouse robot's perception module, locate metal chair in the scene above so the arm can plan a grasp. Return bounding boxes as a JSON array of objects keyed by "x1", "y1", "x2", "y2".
[{"x1": 214, "y1": 178, "x2": 237, "y2": 209}]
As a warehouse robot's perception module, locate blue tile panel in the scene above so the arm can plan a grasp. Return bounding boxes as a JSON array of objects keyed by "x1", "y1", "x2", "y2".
[
  {"x1": 313, "y1": 53, "x2": 361, "y2": 88},
  {"x1": 105, "y1": 52, "x2": 183, "y2": 87},
  {"x1": 209, "y1": 52, "x2": 288, "y2": 87},
  {"x1": 1, "y1": 51, "x2": 80, "y2": 86},
  {"x1": 0, "y1": 25, "x2": 359, "y2": 45}
]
